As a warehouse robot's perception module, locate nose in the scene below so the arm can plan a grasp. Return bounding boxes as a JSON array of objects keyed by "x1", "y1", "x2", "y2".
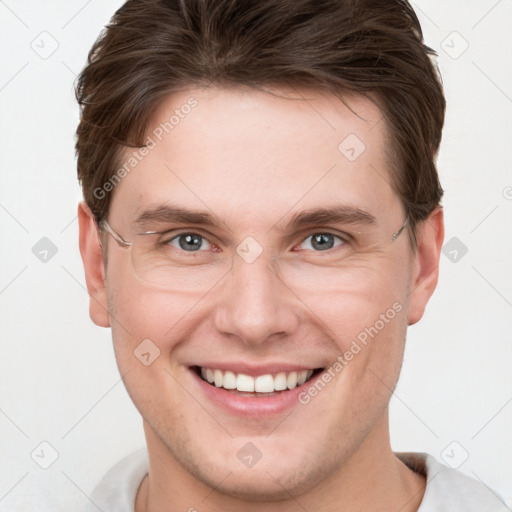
[{"x1": 212, "y1": 250, "x2": 300, "y2": 347}]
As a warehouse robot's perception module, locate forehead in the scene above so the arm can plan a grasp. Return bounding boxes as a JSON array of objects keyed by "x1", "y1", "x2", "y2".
[{"x1": 109, "y1": 85, "x2": 400, "y2": 228}]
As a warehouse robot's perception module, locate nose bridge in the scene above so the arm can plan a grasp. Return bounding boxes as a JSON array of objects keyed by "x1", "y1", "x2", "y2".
[{"x1": 213, "y1": 248, "x2": 298, "y2": 345}]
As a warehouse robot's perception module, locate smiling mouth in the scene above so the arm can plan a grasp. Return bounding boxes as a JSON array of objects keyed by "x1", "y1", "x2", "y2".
[{"x1": 193, "y1": 366, "x2": 323, "y2": 397}]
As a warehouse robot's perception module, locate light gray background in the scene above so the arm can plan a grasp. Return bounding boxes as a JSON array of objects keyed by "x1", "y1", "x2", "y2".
[{"x1": 1, "y1": 0, "x2": 511, "y2": 510}]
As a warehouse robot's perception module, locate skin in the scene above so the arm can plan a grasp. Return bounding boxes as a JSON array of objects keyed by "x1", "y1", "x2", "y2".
[{"x1": 79, "y1": 85, "x2": 444, "y2": 512}]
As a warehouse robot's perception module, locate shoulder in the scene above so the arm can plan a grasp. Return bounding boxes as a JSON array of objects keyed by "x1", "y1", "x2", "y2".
[
  {"x1": 396, "y1": 452, "x2": 510, "y2": 512},
  {"x1": 85, "y1": 448, "x2": 149, "y2": 512}
]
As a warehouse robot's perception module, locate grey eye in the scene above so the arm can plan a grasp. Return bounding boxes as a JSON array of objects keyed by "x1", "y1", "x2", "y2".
[
  {"x1": 300, "y1": 233, "x2": 343, "y2": 251},
  {"x1": 169, "y1": 233, "x2": 211, "y2": 252}
]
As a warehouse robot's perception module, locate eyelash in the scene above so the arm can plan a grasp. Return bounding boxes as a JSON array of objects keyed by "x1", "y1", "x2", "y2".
[{"x1": 159, "y1": 230, "x2": 350, "y2": 253}]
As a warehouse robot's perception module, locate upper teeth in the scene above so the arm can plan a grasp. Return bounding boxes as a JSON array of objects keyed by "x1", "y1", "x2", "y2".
[{"x1": 200, "y1": 367, "x2": 315, "y2": 393}]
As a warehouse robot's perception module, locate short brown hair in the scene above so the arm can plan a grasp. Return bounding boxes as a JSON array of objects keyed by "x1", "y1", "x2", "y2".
[{"x1": 75, "y1": 0, "x2": 445, "y2": 241}]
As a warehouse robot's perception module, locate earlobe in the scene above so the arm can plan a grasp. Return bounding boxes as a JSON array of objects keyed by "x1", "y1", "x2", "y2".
[
  {"x1": 78, "y1": 202, "x2": 111, "y2": 328},
  {"x1": 407, "y1": 206, "x2": 445, "y2": 326}
]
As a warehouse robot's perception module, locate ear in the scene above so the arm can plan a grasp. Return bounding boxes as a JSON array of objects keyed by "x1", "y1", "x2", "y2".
[
  {"x1": 78, "y1": 202, "x2": 110, "y2": 328},
  {"x1": 407, "y1": 206, "x2": 444, "y2": 326}
]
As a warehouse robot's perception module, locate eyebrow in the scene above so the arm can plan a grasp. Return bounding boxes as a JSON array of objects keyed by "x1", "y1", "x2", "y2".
[
  {"x1": 135, "y1": 205, "x2": 218, "y2": 228},
  {"x1": 134, "y1": 204, "x2": 377, "y2": 233},
  {"x1": 273, "y1": 205, "x2": 377, "y2": 233}
]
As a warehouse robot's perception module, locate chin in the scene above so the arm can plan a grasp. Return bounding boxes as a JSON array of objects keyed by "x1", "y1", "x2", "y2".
[
  {"x1": 171, "y1": 438, "x2": 336, "y2": 503},
  {"x1": 198, "y1": 465, "x2": 323, "y2": 502}
]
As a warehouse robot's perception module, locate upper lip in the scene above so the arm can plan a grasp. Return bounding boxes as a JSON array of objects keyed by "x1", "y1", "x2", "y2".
[{"x1": 191, "y1": 362, "x2": 323, "y2": 376}]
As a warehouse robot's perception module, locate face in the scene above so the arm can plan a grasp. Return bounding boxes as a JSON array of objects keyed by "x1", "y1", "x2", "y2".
[{"x1": 80, "y1": 85, "x2": 443, "y2": 500}]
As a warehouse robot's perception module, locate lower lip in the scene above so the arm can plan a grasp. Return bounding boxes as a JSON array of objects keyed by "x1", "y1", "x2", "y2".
[{"x1": 189, "y1": 368, "x2": 321, "y2": 417}]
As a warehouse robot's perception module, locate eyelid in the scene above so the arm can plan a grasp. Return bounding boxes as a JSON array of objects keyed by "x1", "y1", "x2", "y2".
[
  {"x1": 297, "y1": 228, "x2": 353, "y2": 245},
  {"x1": 156, "y1": 229, "x2": 216, "y2": 250},
  {"x1": 170, "y1": 231, "x2": 209, "y2": 241},
  {"x1": 292, "y1": 231, "x2": 347, "y2": 252},
  {"x1": 147, "y1": 227, "x2": 222, "y2": 247},
  {"x1": 145, "y1": 226, "x2": 355, "y2": 251}
]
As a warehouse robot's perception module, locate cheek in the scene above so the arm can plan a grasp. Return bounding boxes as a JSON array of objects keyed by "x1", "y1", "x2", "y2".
[
  {"x1": 299, "y1": 257, "x2": 410, "y2": 395},
  {"x1": 105, "y1": 252, "x2": 203, "y2": 343},
  {"x1": 106, "y1": 282, "x2": 187, "y2": 421},
  {"x1": 294, "y1": 258, "x2": 409, "y2": 337},
  {"x1": 105, "y1": 280, "x2": 177, "y2": 375},
  {"x1": 327, "y1": 294, "x2": 408, "y2": 395}
]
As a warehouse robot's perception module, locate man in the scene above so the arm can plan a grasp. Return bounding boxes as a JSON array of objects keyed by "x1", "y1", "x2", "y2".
[{"x1": 76, "y1": 0, "x2": 509, "y2": 510}]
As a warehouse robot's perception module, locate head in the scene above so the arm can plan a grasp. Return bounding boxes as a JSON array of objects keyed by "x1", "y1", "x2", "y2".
[{"x1": 76, "y1": 0, "x2": 445, "y2": 501}]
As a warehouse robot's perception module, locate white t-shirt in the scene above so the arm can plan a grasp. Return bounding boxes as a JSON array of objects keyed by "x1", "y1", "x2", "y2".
[{"x1": 85, "y1": 449, "x2": 510, "y2": 511}]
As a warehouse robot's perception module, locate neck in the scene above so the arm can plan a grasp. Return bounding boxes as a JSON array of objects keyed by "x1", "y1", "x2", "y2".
[{"x1": 136, "y1": 413, "x2": 426, "y2": 512}]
